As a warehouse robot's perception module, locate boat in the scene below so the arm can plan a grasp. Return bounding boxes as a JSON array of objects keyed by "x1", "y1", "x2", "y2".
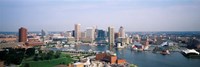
[
  {"x1": 160, "y1": 50, "x2": 170, "y2": 55},
  {"x1": 131, "y1": 44, "x2": 143, "y2": 51},
  {"x1": 132, "y1": 45, "x2": 138, "y2": 50},
  {"x1": 181, "y1": 49, "x2": 200, "y2": 57}
]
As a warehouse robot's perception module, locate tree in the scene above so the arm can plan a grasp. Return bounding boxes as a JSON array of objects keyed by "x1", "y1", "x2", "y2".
[
  {"x1": 24, "y1": 63, "x2": 30, "y2": 67},
  {"x1": 25, "y1": 48, "x2": 35, "y2": 57},
  {"x1": 45, "y1": 51, "x2": 54, "y2": 60},
  {"x1": 39, "y1": 53, "x2": 46, "y2": 60},
  {"x1": 130, "y1": 64, "x2": 137, "y2": 67},
  {"x1": 33, "y1": 54, "x2": 39, "y2": 61},
  {"x1": 55, "y1": 51, "x2": 61, "y2": 58}
]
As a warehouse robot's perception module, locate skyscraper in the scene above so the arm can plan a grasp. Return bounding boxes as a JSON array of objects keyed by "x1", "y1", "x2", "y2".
[
  {"x1": 75, "y1": 24, "x2": 81, "y2": 42},
  {"x1": 97, "y1": 30, "x2": 106, "y2": 39},
  {"x1": 72, "y1": 30, "x2": 75, "y2": 37},
  {"x1": 81, "y1": 32, "x2": 86, "y2": 39},
  {"x1": 86, "y1": 27, "x2": 95, "y2": 42},
  {"x1": 108, "y1": 26, "x2": 115, "y2": 49},
  {"x1": 119, "y1": 26, "x2": 125, "y2": 38},
  {"x1": 114, "y1": 32, "x2": 120, "y2": 40},
  {"x1": 41, "y1": 29, "x2": 47, "y2": 37},
  {"x1": 19, "y1": 27, "x2": 27, "y2": 42},
  {"x1": 41, "y1": 29, "x2": 47, "y2": 42}
]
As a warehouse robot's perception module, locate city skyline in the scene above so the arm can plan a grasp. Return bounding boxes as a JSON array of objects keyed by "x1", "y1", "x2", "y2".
[{"x1": 1, "y1": 0, "x2": 200, "y2": 32}]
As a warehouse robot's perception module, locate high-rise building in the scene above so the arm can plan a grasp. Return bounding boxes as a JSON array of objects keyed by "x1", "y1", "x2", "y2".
[
  {"x1": 19, "y1": 27, "x2": 27, "y2": 42},
  {"x1": 108, "y1": 26, "x2": 115, "y2": 49},
  {"x1": 94, "y1": 26, "x2": 98, "y2": 39},
  {"x1": 41, "y1": 29, "x2": 48, "y2": 42},
  {"x1": 41, "y1": 29, "x2": 47, "y2": 37},
  {"x1": 114, "y1": 32, "x2": 120, "y2": 40},
  {"x1": 86, "y1": 27, "x2": 95, "y2": 42},
  {"x1": 81, "y1": 32, "x2": 86, "y2": 38},
  {"x1": 97, "y1": 30, "x2": 106, "y2": 38},
  {"x1": 119, "y1": 26, "x2": 125, "y2": 38},
  {"x1": 75, "y1": 24, "x2": 81, "y2": 42},
  {"x1": 72, "y1": 30, "x2": 75, "y2": 37}
]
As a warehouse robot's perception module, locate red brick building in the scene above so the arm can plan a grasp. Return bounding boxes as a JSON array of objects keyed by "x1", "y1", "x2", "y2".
[
  {"x1": 19, "y1": 27, "x2": 27, "y2": 42},
  {"x1": 117, "y1": 59, "x2": 126, "y2": 64},
  {"x1": 96, "y1": 53, "x2": 122, "y2": 64},
  {"x1": 95, "y1": 53, "x2": 107, "y2": 60},
  {"x1": 110, "y1": 56, "x2": 117, "y2": 64}
]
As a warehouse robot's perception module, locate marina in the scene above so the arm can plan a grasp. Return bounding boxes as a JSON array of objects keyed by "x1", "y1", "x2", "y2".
[{"x1": 50, "y1": 45, "x2": 200, "y2": 67}]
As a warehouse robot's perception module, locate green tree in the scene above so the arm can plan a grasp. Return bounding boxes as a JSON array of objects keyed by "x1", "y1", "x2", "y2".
[
  {"x1": 45, "y1": 51, "x2": 54, "y2": 60},
  {"x1": 25, "y1": 48, "x2": 35, "y2": 57},
  {"x1": 55, "y1": 51, "x2": 61, "y2": 58},
  {"x1": 33, "y1": 54, "x2": 39, "y2": 61}
]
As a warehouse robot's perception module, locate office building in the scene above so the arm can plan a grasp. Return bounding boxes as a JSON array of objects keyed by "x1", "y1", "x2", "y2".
[
  {"x1": 108, "y1": 26, "x2": 115, "y2": 49},
  {"x1": 119, "y1": 26, "x2": 125, "y2": 38},
  {"x1": 97, "y1": 29, "x2": 106, "y2": 40},
  {"x1": 41, "y1": 29, "x2": 47, "y2": 37},
  {"x1": 81, "y1": 32, "x2": 86, "y2": 38},
  {"x1": 114, "y1": 33, "x2": 119, "y2": 40},
  {"x1": 86, "y1": 27, "x2": 95, "y2": 42},
  {"x1": 72, "y1": 30, "x2": 75, "y2": 37},
  {"x1": 75, "y1": 24, "x2": 81, "y2": 42}
]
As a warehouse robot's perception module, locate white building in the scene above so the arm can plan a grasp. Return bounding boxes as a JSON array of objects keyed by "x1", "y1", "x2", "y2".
[
  {"x1": 86, "y1": 27, "x2": 95, "y2": 42},
  {"x1": 108, "y1": 26, "x2": 115, "y2": 47},
  {"x1": 119, "y1": 26, "x2": 125, "y2": 38},
  {"x1": 75, "y1": 24, "x2": 81, "y2": 41}
]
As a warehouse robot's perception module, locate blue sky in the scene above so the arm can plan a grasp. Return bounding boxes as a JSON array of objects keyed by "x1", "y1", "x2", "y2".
[{"x1": 0, "y1": 0, "x2": 200, "y2": 32}]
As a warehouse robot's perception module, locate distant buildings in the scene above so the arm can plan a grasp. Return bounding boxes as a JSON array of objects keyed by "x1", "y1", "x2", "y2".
[
  {"x1": 81, "y1": 32, "x2": 86, "y2": 39},
  {"x1": 119, "y1": 26, "x2": 125, "y2": 38},
  {"x1": 72, "y1": 30, "x2": 75, "y2": 37},
  {"x1": 41, "y1": 29, "x2": 47, "y2": 37},
  {"x1": 75, "y1": 24, "x2": 81, "y2": 42},
  {"x1": 41, "y1": 29, "x2": 48, "y2": 42},
  {"x1": 108, "y1": 26, "x2": 115, "y2": 49},
  {"x1": 19, "y1": 27, "x2": 27, "y2": 42},
  {"x1": 96, "y1": 29, "x2": 106, "y2": 41},
  {"x1": 86, "y1": 27, "x2": 95, "y2": 42},
  {"x1": 114, "y1": 33, "x2": 119, "y2": 40},
  {"x1": 66, "y1": 31, "x2": 73, "y2": 37}
]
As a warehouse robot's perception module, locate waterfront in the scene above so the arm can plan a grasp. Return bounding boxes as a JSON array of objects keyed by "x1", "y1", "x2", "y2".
[{"x1": 70, "y1": 45, "x2": 200, "y2": 67}]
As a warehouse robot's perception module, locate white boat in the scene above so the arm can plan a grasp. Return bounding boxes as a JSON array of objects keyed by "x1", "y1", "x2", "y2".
[{"x1": 182, "y1": 49, "x2": 199, "y2": 54}]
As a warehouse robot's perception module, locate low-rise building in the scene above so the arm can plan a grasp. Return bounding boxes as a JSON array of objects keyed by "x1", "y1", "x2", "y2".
[
  {"x1": 117, "y1": 59, "x2": 126, "y2": 64},
  {"x1": 95, "y1": 52, "x2": 126, "y2": 65}
]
